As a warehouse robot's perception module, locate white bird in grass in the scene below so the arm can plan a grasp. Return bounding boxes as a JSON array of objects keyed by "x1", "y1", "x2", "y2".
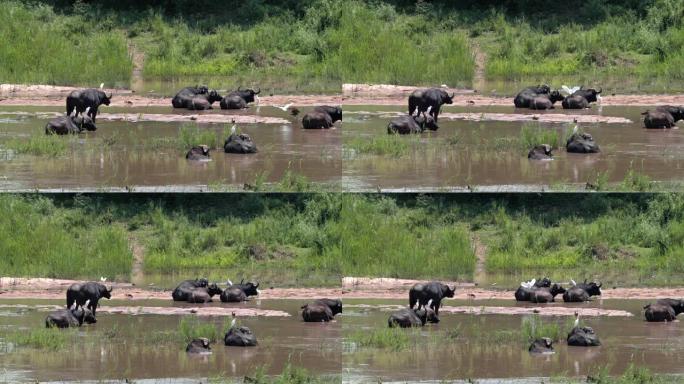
[
  {"x1": 572, "y1": 124, "x2": 579, "y2": 134},
  {"x1": 561, "y1": 85, "x2": 581, "y2": 96},
  {"x1": 230, "y1": 125, "x2": 237, "y2": 135},
  {"x1": 274, "y1": 103, "x2": 293, "y2": 112},
  {"x1": 573, "y1": 312, "x2": 580, "y2": 328},
  {"x1": 230, "y1": 312, "x2": 237, "y2": 328}
]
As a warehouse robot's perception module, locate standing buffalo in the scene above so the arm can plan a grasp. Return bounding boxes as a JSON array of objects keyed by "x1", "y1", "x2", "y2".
[
  {"x1": 187, "y1": 284, "x2": 223, "y2": 303},
  {"x1": 644, "y1": 299, "x2": 684, "y2": 322},
  {"x1": 528, "y1": 338, "x2": 554, "y2": 353},
  {"x1": 186, "y1": 145, "x2": 211, "y2": 161},
  {"x1": 45, "y1": 307, "x2": 97, "y2": 328},
  {"x1": 172, "y1": 278, "x2": 209, "y2": 301},
  {"x1": 409, "y1": 281, "x2": 455, "y2": 316},
  {"x1": 408, "y1": 88, "x2": 454, "y2": 121},
  {"x1": 45, "y1": 113, "x2": 96, "y2": 135},
  {"x1": 302, "y1": 111, "x2": 334, "y2": 129},
  {"x1": 220, "y1": 280, "x2": 260, "y2": 303},
  {"x1": 514, "y1": 85, "x2": 551, "y2": 108},
  {"x1": 66, "y1": 89, "x2": 112, "y2": 122},
  {"x1": 567, "y1": 326, "x2": 601, "y2": 346},
  {"x1": 642, "y1": 106, "x2": 684, "y2": 128},
  {"x1": 387, "y1": 114, "x2": 438, "y2": 134},
  {"x1": 314, "y1": 106, "x2": 342, "y2": 123},
  {"x1": 562, "y1": 281, "x2": 602, "y2": 303},
  {"x1": 529, "y1": 91, "x2": 564, "y2": 110},
  {"x1": 224, "y1": 133, "x2": 258, "y2": 154},
  {"x1": 172, "y1": 86, "x2": 221, "y2": 110},
  {"x1": 530, "y1": 284, "x2": 566, "y2": 303},
  {"x1": 528, "y1": 144, "x2": 553, "y2": 160},
  {"x1": 186, "y1": 338, "x2": 212, "y2": 353},
  {"x1": 66, "y1": 282, "x2": 112, "y2": 317},
  {"x1": 301, "y1": 299, "x2": 342, "y2": 322},
  {"x1": 566, "y1": 132, "x2": 600, "y2": 153},
  {"x1": 224, "y1": 326, "x2": 258, "y2": 346}
]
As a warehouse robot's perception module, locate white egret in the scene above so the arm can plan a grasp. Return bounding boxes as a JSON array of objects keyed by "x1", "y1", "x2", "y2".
[
  {"x1": 573, "y1": 312, "x2": 580, "y2": 328},
  {"x1": 561, "y1": 85, "x2": 581, "y2": 96},
  {"x1": 100, "y1": 83, "x2": 105, "y2": 89},
  {"x1": 274, "y1": 103, "x2": 293, "y2": 112},
  {"x1": 230, "y1": 125, "x2": 237, "y2": 135}
]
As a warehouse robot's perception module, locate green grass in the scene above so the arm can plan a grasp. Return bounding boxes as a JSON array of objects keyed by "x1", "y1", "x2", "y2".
[
  {"x1": 232, "y1": 364, "x2": 339, "y2": 384},
  {"x1": 349, "y1": 328, "x2": 413, "y2": 351},
  {"x1": 5, "y1": 134, "x2": 71, "y2": 157},
  {"x1": 345, "y1": 135, "x2": 413, "y2": 158},
  {"x1": 0, "y1": 2, "x2": 131, "y2": 86},
  {"x1": 575, "y1": 365, "x2": 683, "y2": 384},
  {"x1": 178, "y1": 317, "x2": 223, "y2": 343},
  {"x1": 521, "y1": 315, "x2": 564, "y2": 342},
  {"x1": 0, "y1": 328, "x2": 76, "y2": 351},
  {"x1": 519, "y1": 123, "x2": 562, "y2": 150}
]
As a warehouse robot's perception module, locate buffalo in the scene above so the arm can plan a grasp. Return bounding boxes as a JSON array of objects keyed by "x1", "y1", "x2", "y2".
[
  {"x1": 642, "y1": 106, "x2": 684, "y2": 129},
  {"x1": 220, "y1": 280, "x2": 260, "y2": 303},
  {"x1": 220, "y1": 95, "x2": 247, "y2": 110},
  {"x1": 408, "y1": 281, "x2": 455, "y2": 316},
  {"x1": 644, "y1": 299, "x2": 684, "y2": 322},
  {"x1": 187, "y1": 284, "x2": 223, "y2": 303},
  {"x1": 530, "y1": 284, "x2": 566, "y2": 303},
  {"x1": 528, "y1": 337, "x2": 554, "y2": 354},
  {"x1": 571, "y1": 88, "x2": 602, "y2": 103},
  {"x1": 566, "y1": 132, "x2": 600, "y2": 153},
  {"x1": 301, "y1": 299, "x2": 342, "y2": 322},
  {"x1": 562, "y1": 281, "x2": 602, "y2": 303},
  {"x1": 408, "y1": 88, "x2": 454, "y2": 121},
  {"x1": 514, "y1": 278, "x2": 552, "y2": 301},
  {"x1": 562, "y1": 88, "x2": 601, "y2": 110},
  {"x1": 66, "y1": 88, "x2": 112, "y2": 122},
  {"x1": 66, "y1": 282, "x2": 112, "y2": 317},
  {"x1": 224, "y1": 133, "x2": 258, "y2": 154},
  {"x1": 224, "y1": 326, "x2": 258, "y2": 346},
  {"x1": 45, "y1": 307, "x2": 97, "y2": 328},
  {"x1": 302, "y1": 111, "x2": 333, "y2": 129},
  {"x1": 513, "y1": 85, "x2": 551, "y2": 108},
  {"x1": 528, "y1": 144, "x2": 553, "y2": 160},
  {"x1": 172, "y1": 86, "x2": 221, "y2": 110},
  {"x1": 387, "y1": 307, "x2": 439, "y2": 328},
  {"x1": 313, "y1": 106, "x2": 342, "y2": 124},
  {"x1": 230, "y1": 87, "x2": 260, "y2": 104},
  {"x1": 529, "y1": 91, "x2": 564, "y2": 110},
  {"x1": 186, "y1": 145, "x2": 211, "y2": 161},
  {"x1": 45, "y1": 113, "x2": 96, "y2": 135},
  {"x1": 186, "y1": 338, "x2": 212, "y2": 354},
  {"x1": 567, "y1": 326, "x2": 601, "y2": 347},
  {"x1": 387, "y1": 114, "x2": 438, "y2": 134},
  {"x1": 172, "y1": 278, "x2": 209, "y2": 302}
]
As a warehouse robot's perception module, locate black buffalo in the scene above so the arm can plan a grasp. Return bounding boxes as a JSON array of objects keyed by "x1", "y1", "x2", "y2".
[
  {"x1": 409, "y1": 281, "x2": 455, "y2": 316},
  {"x1": 562, "y1": 281, "x2": 602, "y2": 303},
  {"x1": 571, "y1": 88, "x2": 601, "y2": 103},
  {"x1": 301, "y1": 299, "x2": 342, "y2": 322},
  {"x1": 66, "y1": 89, "x2": 112, "y2": 122},
  {"x1": 529, "y1": 91, "x2": 564, "y2": 110},
  {"x1": 313, "y1": 106, "x2": 342, "y2": 123},
  {"x1": 408, "y1": 88, "x2": 454, "y2": 121},
  {"x1": 172, "y1": 278, "x2": 209, "y2": 301},
  {"x1": 514, "y1": 278, "x2": 553, "y2": 301},
  {"x1": 387, "y1": 307, "x2": 438, "y2": 328},
  {"x1": 220, "y1": 95, "x2": 247, "y2": 110},
  {"x1": 562, "y1": 95, "x2": 590, "y2": 109},
  {"x1": 566, "y1": 132, "x2": 600, "y2": 153},
  {"x1": 186, "y1": 338, "x2": 212, "y2": 353},
  {"x1": 528, "y1": 144, "x2": 553, "y2": 160},
  {"x1": 45, "y1": 307, "x2": 97, "y2": 328},
  {"x1": 528, "y1": 338, "x2": 554, "y2": 353},
  {"x1": 530, "y1": 284, "x2": 566, "y2": 303},
  {"x1": 220, "y1": 280, "x2": 260, "y2": 303},
  {"x1": 186, "y1": 145, "x2": 211, "y2": 160},
  {"x1": 45, "y1": 114, "x2": 96, "y2": 135},
  {"x1": 642, "y1": 106, "x2": 684, "y2": 129},
  {"x1": 187, "y1": 284, "x2": 223, "y2": 303},
  {"x1": 567, "y1": 326, "x2": 601, "y2": 346},
  {"x1": 224, "y1": 133, "x2": 258, "y2": 154},
  {"x1": 644, "y1": 299, "x2": 684, "y2": 322},
  {"x1": 302, "y1": 111, "x2": 334, "y2": 129},
  {"x1": 224, "y1": 326, "x2": 258, "y2": 346},
  {"x1": 513, "y1": 85, "x2": 551, "y2": 108},
  {"x1": 229, "y1": 87, "x2": 260, "y2": 104},
  {"x1": 387, "y1": 114, "x2": 438, "y2": 134},
  {"x1": 172, "y1": 86, "x2": 221, "y2": 110},
  {"x1": 65, "y1": 282, "x2": 112, "y2": 317}
]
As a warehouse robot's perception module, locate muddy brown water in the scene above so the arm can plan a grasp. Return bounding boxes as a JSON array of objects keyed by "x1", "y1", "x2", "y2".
[{"x1": 1, "y1": 298, "x2": 682, "y2": 383}]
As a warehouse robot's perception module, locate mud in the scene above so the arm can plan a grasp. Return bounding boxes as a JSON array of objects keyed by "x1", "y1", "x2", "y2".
[
  {"x1": 341, "y1": 83, "x2": 474, "y2": 96},
  {"x1": 347, "y1": 303, "x2": 633, "y2": 317}
]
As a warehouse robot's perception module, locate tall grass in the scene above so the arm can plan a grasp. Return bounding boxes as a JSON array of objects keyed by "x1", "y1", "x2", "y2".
[
  {"x1": 0, "y1": 328, "x2": 76, "y2": 350},
  {"x1": 521, "y1": 315, "x2": 564, "y2": 342},
  {"x1": 0, "y1": 2, "x2": 131, "y2": 86},
  {"x1": 349, "y1": 328, "x2": 412, "y2": 351},
  {"x1": 519, "y1": 124, "x2": 561, "y2": 150},
  {"x1": 178, "y1": 317, "x2": 222, "y2": 342},
  {"x1": 5, "y1": 133, "x2": 71, "y2": 157}
]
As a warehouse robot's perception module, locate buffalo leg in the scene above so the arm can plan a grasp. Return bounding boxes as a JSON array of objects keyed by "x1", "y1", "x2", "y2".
[
  {"x1": 432, "y1": 299, "x2": 441, "y2": 316},
  {"x1": 432, "y1": 106, "x2": 440, "y2": 122},
  {"x1": 89, "y1": 107, "x2": 98, "y2": 123},
  {"x1": 89, "y1": 299, "x2": 98, "y2": 317}
]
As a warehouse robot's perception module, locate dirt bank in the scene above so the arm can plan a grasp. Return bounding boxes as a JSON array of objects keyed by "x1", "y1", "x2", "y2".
[
  {"x1": 1, "y1": 277, "x2": 682, "y2": 302},
  {"x1": 2, "y1": 83, "x2": 684, "y2": 107},
  {"x1": 0, "y1": 304, "x2": 290, "y2": 317}
]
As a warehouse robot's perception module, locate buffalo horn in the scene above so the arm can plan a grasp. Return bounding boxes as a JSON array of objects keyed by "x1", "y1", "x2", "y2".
[
  {"x1": 597, "y1": 87, "x2": 602, "y2": 94},
  {"x1": 450, "y1": 92, "x2": 455, "y2": 99},
  {"x1": 107, "y1": 286, "x2": 113, "y2": 293},
  {"x1": 238, "y1": 86, "x2": 242, "y2": 92},
  {"x1": 107, "y1": 93, "x2": 112, "y2": 99},
  {"x1": 255, "y1": 87, "x2": 261, "y2": 94},
  {"x1": 240, "y1": 278, "x2": 244, "y2": 285},
  {"x1": 597, "y1": 282, "x2": 602, "y2": 288}
]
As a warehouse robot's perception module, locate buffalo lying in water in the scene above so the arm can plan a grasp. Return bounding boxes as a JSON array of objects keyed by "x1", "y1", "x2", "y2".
[
  {"x1": 45, "y1": 307, "x2": 97, "y2": 328},
  {"x1": 220, "y1": 87, "x2": 260, "y2": 110},
  {"x1": 387, "y1": 114, "x2": 438, "y2": 134},
  {"x1": 220, "y1": 280, "x2": 260, "y2": 303},
  {"x1": 409, "y1": 281, "x2": 455, "y2": 316},
  {"x1": 186, "y1": 145, "x2": 211, "y2": 161},
  {"x1": 302, "y1": 111, "x2": 334, "y2": 129},
  {"x1": 408, "y1": 88, "x2": 454, "y2": 121},
  {"x1": 528, "y1": 144, "x2": 553, "y2": 160},
  {"x1": 225, "y1": 326, "x2": 258, "y2": 346},
  {"x1": 642, "y1": 106, "x2": 684, "y2": 128},
  {"x1": 301, "y1": 298, "x2": 342, "y2": 322},
  {"x1": 530, "y1": 284, "x2": 566, "y2": 303},
  {"x1": 514, "y1": 85, "x2": 551, "y2": 108},
  {"x1": 528, "y1": 338, "x2": 554, "y2": 354},
  {"x1": 186, "y1": 338, "x2": 212, "y2": 354},
  {"x1": 387, "y1": 307, "x2": 439, "y2": 328},
  {"x1": 66, "y1": 282, "x2": 112, "y2": 317},
  {"x1": 562, "y1": 88, "x2": 601, "y2": 109},
  {"x1": 567, "y1": 326, "x2": 601, "y2": 346},
  {"x1": 529, "y1": 91, "x2": 564, "y2": 110},
  {"x1": 187, "y1": 284, "x2": 223, "y2": 303},
  {"x1": 66, "y1": 88, "x2": 112, "y2": 122},
  {"x1": 224, "y1": 133, "x2": 258, "y2": 154},
  {"x1": 644, "y1": 299, "x2": 684, "y2": 322},
  {"x1": 172, "y1": 278, "x2": 209, "y2": 301},
  {"x1": 45, "y1": 114, "x2": 96, "y2": 135},
  {"x1": 566, "y1": 132, "x2": 600, "y2": 153},
  {"x1": 514, "y1": 277, "x2": 552, "y2": 301},
  {"x1": 314, "y1": 106, "x2": 342, "y2": 123},
  {"x1": 562, "y1": 281, "x2": 602, "y2": 302},
  {"x1": 172, "y1": 86, "x2": 222, "y2": 110}
]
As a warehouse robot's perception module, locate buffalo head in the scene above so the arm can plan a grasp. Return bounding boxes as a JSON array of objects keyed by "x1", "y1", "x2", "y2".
[
  {"x1": 574, "y1": 88, "x2": 602, "y2": 103},
  {"x1": 235, "y1": 87, "x2": 261, "y2": 103},
  {"x1": 97, "y1": 90, "x2": 112, "y2": 106},
  {"x1": 549, "y1": 284, "x2": 566, "y2": 296},
  {"x1": 100, "y1": 285, "x2": 113, "y2": 299},
  {"x1": 549, "y1": 90, "x2": 564, "y2": 103},
  {"x1": 196, "y1": 85, "x2": 209, "y2": 94},
  {"x1": 582, "y1": 280, "x2": 602, "y2": 296},
  {"x1": 442, "y1": 284, "x2": 456, "y2": 298},
  {"x1": 439, "y1": 90, "x2": 455, "y2": 105},
  {"x1": 239, "y1": 280, "x2": 260, "y2": 296},
  {"x1": 536, "y1": 84, "x2": 551, "y2": 94},
  {"x1": 534, "y1": 277, "x2": 552, "y2": 288},
  {"x1": 207, "y1": 283, "x2": 223, "y2": 297},
  {"x1": 207, "y1": 90, "x2": 222, "y2": 104},
  {"x1": 196, "y1": 278, "x2": 209, "y2": 287}
]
